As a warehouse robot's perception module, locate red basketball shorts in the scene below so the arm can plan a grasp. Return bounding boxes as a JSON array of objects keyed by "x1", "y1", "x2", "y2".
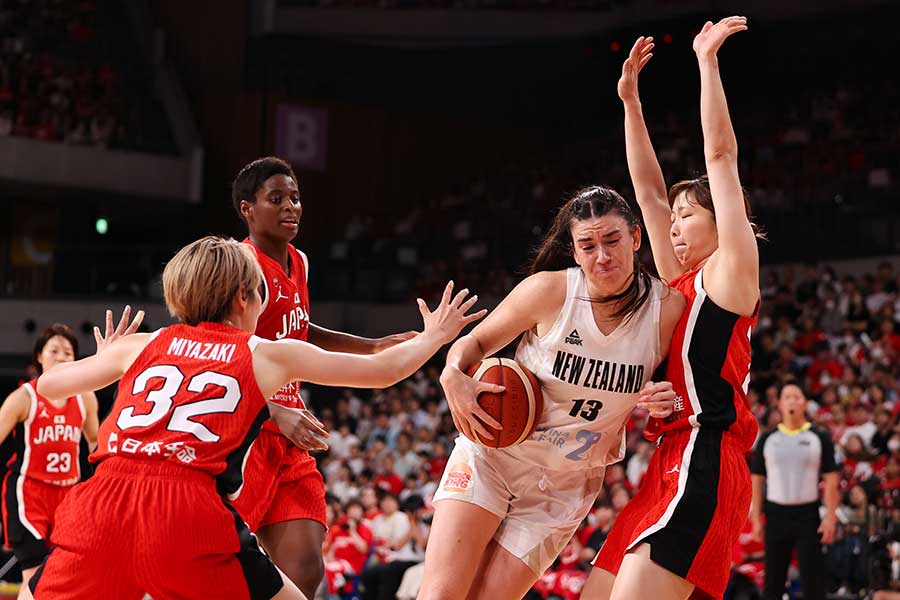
[
  {"x1": 29, "y1": 458, "x2": 283, "y2": 600},
  {"x1": 2, "y1": 474, "x2": 73, "y2": 568},
  {"x1": 230, "y1": 428, "x2": 326, "y2": 531},
  {"x1": 593, "y1": 427, "x2": 751, "y2": 600}
]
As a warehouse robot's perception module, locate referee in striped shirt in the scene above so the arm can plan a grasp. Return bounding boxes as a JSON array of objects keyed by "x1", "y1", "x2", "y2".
[{"x1": 750, "y1": 383, "x2": 840, "y2": 600}]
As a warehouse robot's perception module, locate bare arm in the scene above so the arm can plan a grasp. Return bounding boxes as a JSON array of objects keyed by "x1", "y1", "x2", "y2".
[
  {"x1": 37, "y1": 334, "x2": 152, "y2": 401},
  {"x1": 0, "y1": 388, "x2": 29, "y2": 445},
  {"x1": 80, "y1": 391, "x2": 100, "y2": 450},
  {"x1": 819, "y1": 471, "x2": 840, "y2": 544},
  {"x1": 657, "y1": 288, "x2": 686, "y2": 358},
  {"x1": 750, "y1": 473, "x2": 765, "y2": 542},
  {"x1": 693, "y1": 17, "x2": 759, "y2": 316},
  {"x1": 255, "y1": 283, "x2": 484, "y2": 395},
  {"x1": 308, "y1": 323, "x2": 417, "y2": 355},
  {"x1": 619, "y1": 37, "x2": 682, "y2": 281},
  {"x1": 441, "y1": 271, "x2": 565, "y2": 441}
]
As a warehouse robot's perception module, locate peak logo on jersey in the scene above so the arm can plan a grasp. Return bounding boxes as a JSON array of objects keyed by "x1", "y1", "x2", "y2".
[
  {"x1": 565, "y1": 329, "x2": 583, "y2": 346},
  {"x1": 551, "y1": 350, "x2": 645, "y2": 394},
  {"x1": 443, "y1": 463, "x2": 473, "y2": 492}
]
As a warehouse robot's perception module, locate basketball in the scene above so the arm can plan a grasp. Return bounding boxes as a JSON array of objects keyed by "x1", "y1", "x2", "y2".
[{"x1": 465, "y1": 357, "x2": 543, "y2": 449}]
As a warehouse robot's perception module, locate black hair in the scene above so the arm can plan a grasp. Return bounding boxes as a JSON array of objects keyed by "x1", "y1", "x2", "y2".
[
  {"x1": 528, "y1": 186, "x2": 656, "y2": 323},
  {"x1": 231, "y1": 156, "x2": 298, "y2": 221},
  {"x1": 32, "y1": 324, "x2": 78, "y2": 374}
]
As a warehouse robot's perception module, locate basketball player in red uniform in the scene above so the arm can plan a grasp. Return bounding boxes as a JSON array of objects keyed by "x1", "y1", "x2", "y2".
[
  {"x1": 587, "y1": 18, "x2": 761, "y2": 600},
  {"x1": 0, "y1": 324, "x2": 100, "y2": 599},
  {"x1": 27, "y1": 236, "x2": 483, "y2": 599},
  {"x1": 230, "y1": 156, "x2": 416, "y2": 596}
]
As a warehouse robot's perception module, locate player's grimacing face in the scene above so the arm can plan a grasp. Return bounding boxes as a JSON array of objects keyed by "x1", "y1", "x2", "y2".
[
  {"x1": 669, "y1": 191, "x2": 718, "y2": 269},
  {"x1": 570, "y1": 214, "x2": 640, "y2": 295},
  {"x1": 242, "y1": 175, "x2": 302, "y2": 241},
  {"x1": 38, "y1": 336, "x2": 75, "y2": 372}
]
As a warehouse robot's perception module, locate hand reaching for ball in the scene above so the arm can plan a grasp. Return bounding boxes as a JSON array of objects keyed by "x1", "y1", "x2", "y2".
[{"x1": 440, "y1": 365, "x2": 504, "y2": 442}]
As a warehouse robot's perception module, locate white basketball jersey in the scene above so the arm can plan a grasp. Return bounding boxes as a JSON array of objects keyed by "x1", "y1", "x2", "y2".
[{"x1": 507, "y1": 267, "x2": 666, "y2": 471}]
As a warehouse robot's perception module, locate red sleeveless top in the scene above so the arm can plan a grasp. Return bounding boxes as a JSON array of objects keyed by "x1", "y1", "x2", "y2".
[{"x1": 645, "y1": 267, "x2": 759, "y2": 451}]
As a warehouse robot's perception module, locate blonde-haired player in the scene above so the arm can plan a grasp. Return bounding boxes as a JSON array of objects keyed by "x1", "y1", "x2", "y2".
[{"x1": 27, "y1": 236, "x2": 484, "y2": 600}]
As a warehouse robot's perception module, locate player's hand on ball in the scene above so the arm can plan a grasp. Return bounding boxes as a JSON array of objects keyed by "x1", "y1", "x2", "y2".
[
  {"x1": 440, "y1": 365, "x2": 504, "y2": 442},
  {"x1": 94, "y1": 305, "x2": 145, "y2": 354},
  {"x1": 267, "y1": 404, "x2": 330, "y2": 452},
  {"x1": 417, "y1": 281, "x2": 487, "y2": 345},
  {"x1": 693, "y1": 16, "x2": 747, "y2": 58},
  {"x1": 618, "y1": 36, "x2": 654, "y2": 104},
  {"x1": 636, "y1": 380, "x2": 676, "y2": 418}
]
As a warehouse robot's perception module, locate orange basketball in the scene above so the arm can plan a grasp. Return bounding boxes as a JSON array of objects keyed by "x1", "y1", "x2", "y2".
[{"x1": 465, "y1": 357, "x2": 543, "y2": 449}]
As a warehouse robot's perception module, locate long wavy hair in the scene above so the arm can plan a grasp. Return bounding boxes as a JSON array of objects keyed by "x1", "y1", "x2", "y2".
[{"x1": 528, "y1": 186, "x2": 656, "y2": 323}]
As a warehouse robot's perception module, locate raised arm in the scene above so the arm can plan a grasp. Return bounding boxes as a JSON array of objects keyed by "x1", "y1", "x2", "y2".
[
  {"x1": 256, "y1": 282, "x2": 485, "y2": 393},
  {"x1": 619, "y1": 37, "x2": 682, "y2": 281},
  {"x1": 38, "y1": 307, "x2": 147, "y2": 401},
  {"x1": 693, "y1": 17, "x2": 760, "y2": 316},
  {"x1": 37, "y1": 334, "x2": 152, "y2": 400},
  {"x1": 308, "y1": 323, "x2": 418, "y2": 355}
]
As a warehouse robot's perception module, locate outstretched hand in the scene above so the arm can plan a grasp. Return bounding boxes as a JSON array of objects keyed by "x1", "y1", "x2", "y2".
[
  {"x1": 417, "y1": 281, "x2": 487, "y2": 345},
  {"x1": 618, "y1": 36, "x2": 654, "y2": 104},
  {"x1": 693, "y1": 16, "x2": 747, "y2": 58},
  {"x1": 94, "y1": 305, "x2": 145, "y2": 354}
]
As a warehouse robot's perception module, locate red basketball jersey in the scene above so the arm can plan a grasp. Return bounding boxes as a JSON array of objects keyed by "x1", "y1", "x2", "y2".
[
  {"x1": 244, "y1": 240, "x2": 310, "y2": 430},
  {"x1": 645, "y1": 267, "x2": 759, "y2": 451},
  {"x1": 91, "y1": 322, "x2": 270, "y2": 497},
  {"x1": 7, "y1": 381, "x2": 86, "y2": 486}
]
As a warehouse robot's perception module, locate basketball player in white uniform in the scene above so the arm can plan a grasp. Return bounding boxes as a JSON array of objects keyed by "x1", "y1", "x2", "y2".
[{"x1": 418, "y1": 186, "x2": 686, "y2": 600}]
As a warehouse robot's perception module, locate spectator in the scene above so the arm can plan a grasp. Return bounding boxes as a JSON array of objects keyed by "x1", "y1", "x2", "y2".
[
  {"x1": 323, "y1": 499, "x2": 374, "y2": 598},
  {"x1": 361, "y1": 495, "x2": 430, "y2": 600}
]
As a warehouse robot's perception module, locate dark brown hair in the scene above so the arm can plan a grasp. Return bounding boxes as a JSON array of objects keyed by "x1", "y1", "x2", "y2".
[
  {"x1": 529, "y1": 186, "x2": 655, "y2": 322},
  {"x1": 32, "y1": 324, "x2": 79, "y2": 374},
  {"x1": 667, "y1": 175, "x2": 765, "y2": 239}
]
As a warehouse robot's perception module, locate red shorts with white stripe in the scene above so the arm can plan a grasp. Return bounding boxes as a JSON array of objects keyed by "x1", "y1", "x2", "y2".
[
  {"x1": 2, "y1": 473, "x2": 73, "y2": 568},
  {"x1": 230, "y1": 427, "x2": 327, "y2": 531},
  {"x1": 29, "y1": 458, "x2": 283, "y2": 600},
  {"x1": 593, "y1": 427, "x2": 751, "y2": 600}
]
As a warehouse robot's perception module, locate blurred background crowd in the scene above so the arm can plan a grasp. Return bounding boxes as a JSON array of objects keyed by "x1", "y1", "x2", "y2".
[{"x1": 0, "y1": 0, "x2": 899, "y2": 599}]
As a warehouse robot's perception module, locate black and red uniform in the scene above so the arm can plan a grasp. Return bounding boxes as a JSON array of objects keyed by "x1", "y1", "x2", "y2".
[
  {"x1": 595, "y1": 267, "x2": 759, "y2": 600},
  {"x1": 2, "y1": 380, "x2": 86, "y2": 568},
  {"x1": 230, "y1": 239, "x2": 327, "y2": 531},
  {"x1": 30, "y1": 323, "x2": 283, "y2": 600}
]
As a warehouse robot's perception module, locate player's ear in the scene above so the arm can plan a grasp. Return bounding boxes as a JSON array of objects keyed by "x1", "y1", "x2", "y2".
[
  {"x1": 239, "y1": 200, "x2": 253, "y2": 221},
  {"x1": 632, "y1": 224, "x2": 642, "y2": 251}
]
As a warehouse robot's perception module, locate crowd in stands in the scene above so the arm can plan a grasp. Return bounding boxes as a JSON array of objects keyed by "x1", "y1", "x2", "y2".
[
  {"x1": 281, "y1": 0, "x2": 630, "y2": 10},
  {"x1": 310, "y1": 258, "x2": 900, "y2": 599},
  {"x1": 311, "y1": 72, "x2": 900, "y2": 302},
  {"x1": 0, "y1": 0, "x2": 174, "y2": 153}
]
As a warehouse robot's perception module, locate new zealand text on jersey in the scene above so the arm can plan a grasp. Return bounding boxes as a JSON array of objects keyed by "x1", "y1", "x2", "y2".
[{"x1": 551, "y1": 350, "x2": 645, "y2": 394}]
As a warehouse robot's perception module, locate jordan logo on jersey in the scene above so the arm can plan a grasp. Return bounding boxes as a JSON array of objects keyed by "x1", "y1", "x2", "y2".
[
  {"x1": 565, "y1": 329, "x2": 583, "y2": 346},
  {"x1": 274, "y1": 285, "x2": 289, "y2": 303}
]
